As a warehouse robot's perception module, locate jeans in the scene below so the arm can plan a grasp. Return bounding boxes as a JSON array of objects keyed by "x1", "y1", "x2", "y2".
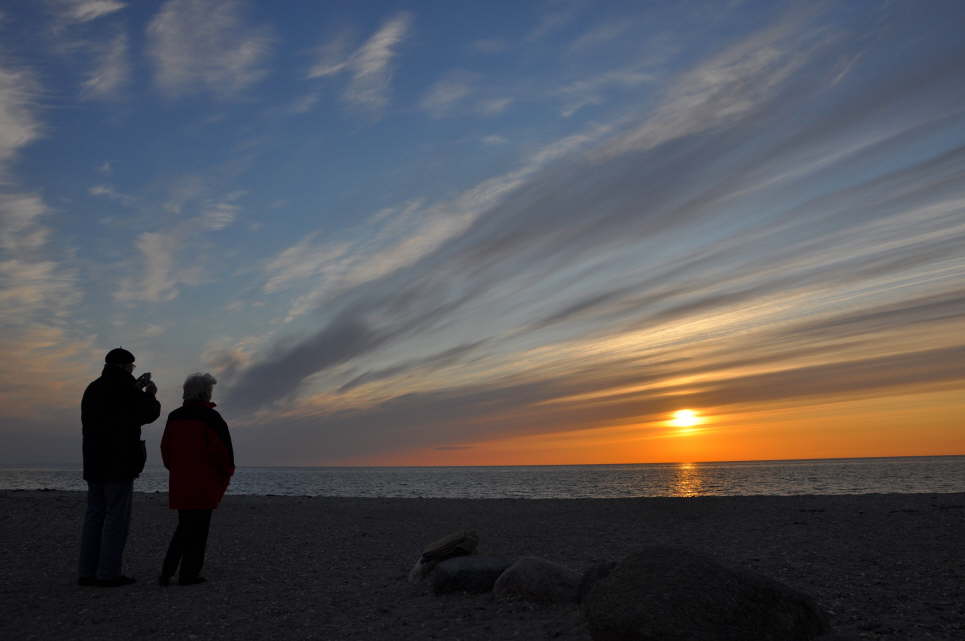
[
  {"x1": 78, "y1": 480, "x2": 133, "y2": 580},
  {"x1": 161, "y1": 509, "x2": 213, "y2": 580}
]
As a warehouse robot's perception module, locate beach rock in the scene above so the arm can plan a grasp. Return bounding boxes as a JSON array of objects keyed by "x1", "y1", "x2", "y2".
[
  {"x1": 578, "y1": 561, "x2": 618, "y2": 603},
  {"x1": 583, "y1": 546, "x2": 831, "y2": 641},
  {"x1": 493, "y1": 556, "x2": 582, "y2": 603},
  {"x1": 408, "y1": 529, "x2": 480, "y2": 583},
  {"x1": 430, "y1": 555, "x2": 513, "y2": 594}
]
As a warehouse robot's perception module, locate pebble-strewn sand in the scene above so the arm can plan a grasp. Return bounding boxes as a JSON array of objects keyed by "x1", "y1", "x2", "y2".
[{"x1": 1, "y1": 490, "x2": 963, "y2": 640}]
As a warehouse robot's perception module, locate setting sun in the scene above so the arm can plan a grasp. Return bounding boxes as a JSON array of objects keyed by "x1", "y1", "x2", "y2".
[{"x1": 670, "y1": 409, "x2": 700, "y2": 428}]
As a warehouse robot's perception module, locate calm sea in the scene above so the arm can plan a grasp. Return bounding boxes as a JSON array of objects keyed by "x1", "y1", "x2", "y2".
[{"x1": 1, "y1": 456, "x2": 963, "y2": 498}]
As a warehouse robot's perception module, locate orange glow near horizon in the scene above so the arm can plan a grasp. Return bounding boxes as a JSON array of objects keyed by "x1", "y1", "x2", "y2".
[{"x1": 350, "y1": 387, "x2": 965, "y2": 467}]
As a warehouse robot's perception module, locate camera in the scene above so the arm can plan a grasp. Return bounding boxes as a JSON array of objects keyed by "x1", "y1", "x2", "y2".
[{"x1": 134, "y1": 372, "x2": 152, "y2": 389}]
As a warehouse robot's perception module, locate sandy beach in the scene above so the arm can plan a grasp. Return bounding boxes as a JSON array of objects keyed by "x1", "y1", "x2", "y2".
[{"x1": 1, "y1": 490, "x2": 962, "y2": 640}]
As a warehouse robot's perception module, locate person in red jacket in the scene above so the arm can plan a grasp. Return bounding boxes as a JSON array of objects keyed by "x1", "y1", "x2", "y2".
[{"x1": 159, "y1": 372, "x2": 234, "y2": 586}]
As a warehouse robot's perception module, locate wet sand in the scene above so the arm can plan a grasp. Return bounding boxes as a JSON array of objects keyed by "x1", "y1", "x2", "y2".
[{"x1": 1, "y1": 490, "x2": 963, "y2": 640}]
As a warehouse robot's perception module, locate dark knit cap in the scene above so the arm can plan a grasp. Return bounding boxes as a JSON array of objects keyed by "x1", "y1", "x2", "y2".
[{"x1": 105, "y1": 347, "x2": 135, "y2": 364}]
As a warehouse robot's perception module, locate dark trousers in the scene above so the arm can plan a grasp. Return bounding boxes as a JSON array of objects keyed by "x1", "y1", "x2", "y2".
[
  {"x1": 161, "y1": 509, "x2": 213, "y2": 580},
  {"x1": 79, "y1": 480, "x2": 133, "y2": 579}
]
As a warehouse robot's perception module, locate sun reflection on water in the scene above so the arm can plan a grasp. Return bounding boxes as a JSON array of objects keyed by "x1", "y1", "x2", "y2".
[{"x1": 670, "y1": 462, "x2": 704, "y2": 497}]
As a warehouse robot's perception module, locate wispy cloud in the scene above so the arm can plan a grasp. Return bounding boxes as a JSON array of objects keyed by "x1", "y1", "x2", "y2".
[
  {"x1": 308, "y1": 12, "x2": 412, "y2": 115},
  {"x1": 0, "y1": 68, "x2": 62, "y2": 294},
  {"x1": 199, "y1": 192, "x2": 244, "y2": 230},
  {"x1": 0, "y1": 193, "x2": 48, "y2": 251},
  {"x1": 289, "y1": 91, "x2": 320, "y2": 114},
  {"x1": 116, "y1": 231, "x2": 182, "y2": 302},
  {"x1": 88, "y1": 184, "x2": 134, "y2": 204},
  {"x1": 114, "y1": 186, "x2": 245, "y2": 300},
  {"x1": 143, "y1": 324, "x2": 167, "y2": 337},
  {"x1": 307, "y1": 30, "x2": 356, "y2": 78},
  {"x1": 527, "y1": 0, "x2": 583, "y2": 41},
  {"x1": 161, "y1": 174, "x2": 204, "y2": 215},
  {"x1": 259, "y1": 126, "x2": 611, "y2": 326},
  {"x1": 82, "y1": 31, "x2": 129, "y2": 98},
  {"x1": 347, "y1": 12, "x2": 411, "y2": 111},
  {"x1": 263, "y1": 235, "x2": 349, "y2": 295},
  {"x1": 147, "y1": 0, "x2": 272, "y2": 98},
  {"x1": 0, "y1": 258, "x2": 79, "y2": 322},
  {"x1": 237, "y1": 130, "x2": 614, "y2": 408},
  {"x1": 338, "y1": 340, "x2": 489, "y2": 393},
  {"x1": 0, "y1": 326, "x2": 97, "y2": 420},
  {"x1": 47, "y1": 0, "x2": 125, "y2": 26},
  {"x1": 0, "y1": 64, "x2": 42, "y2": 176},
  {"x1": 569, "y1": 20, "x2": 633, "y2": 51},
  {"x1": 600, "y1": 11, "x2": 820, "y2": 157},
  {"x1": 478, "y1": 97, "x2": 513, "y2": 116},
  {"x1": 558, "y1": 70, "x2": 654, "y2": 117},
  {"x1": 200, "y1": 202, "x2": 238, "y2": 230},
  {"x1": 482, "y1": 135, "x2": 508, "y2": 146},
  {"x1": 419, "y1": 72, "x2": 476, "y2": 118}
]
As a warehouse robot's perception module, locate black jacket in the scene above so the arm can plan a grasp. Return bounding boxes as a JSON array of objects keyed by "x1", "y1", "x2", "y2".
[{"x1": 82, "y1": 366, "x2": 161, "y2": 481}]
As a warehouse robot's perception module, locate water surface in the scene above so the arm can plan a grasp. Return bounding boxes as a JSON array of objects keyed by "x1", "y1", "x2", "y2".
[{"x1": 2, "y1": 456, "x2": 963, "y2": 498}]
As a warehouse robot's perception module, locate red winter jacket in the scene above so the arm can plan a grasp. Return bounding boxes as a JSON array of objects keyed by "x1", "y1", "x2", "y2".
[{"x1": 160, "y1": 400, "x2": 235, "y2": 510}]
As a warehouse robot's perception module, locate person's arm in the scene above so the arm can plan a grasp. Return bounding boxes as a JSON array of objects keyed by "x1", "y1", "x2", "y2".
[
  {"x1": 80, "y1": 383, "x2": 96, "y2": 429},
  {"x1": 206, "y1": 410, "x2": 235, "y2": 481},
  {"x1": 136, "y1": 387, "x2": 161, "y2": 426}
]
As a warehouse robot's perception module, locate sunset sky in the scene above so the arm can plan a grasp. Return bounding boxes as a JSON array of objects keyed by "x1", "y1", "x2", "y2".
[{"x1": 1, "y1": 0, "x2": 963, "y2": 466}]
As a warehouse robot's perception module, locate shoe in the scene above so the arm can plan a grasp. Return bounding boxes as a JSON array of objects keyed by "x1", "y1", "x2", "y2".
[
  {"x1": 95, "y1": 575, "x2": 137, "y2": 587},
  {"x1": 78, "y1": 576, "x2": 96, "y2": 586},
  {"x1": 178, "y1": 576, "x2": 206, "y2": 586},
  {"x1": 158, "y1": 575, "x2": 171, "y2": 586}
]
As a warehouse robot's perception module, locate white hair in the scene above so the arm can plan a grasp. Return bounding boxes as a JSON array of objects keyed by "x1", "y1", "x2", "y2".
[{"x1": 182, "y1": 372, "x2": 217, "y2": 401}]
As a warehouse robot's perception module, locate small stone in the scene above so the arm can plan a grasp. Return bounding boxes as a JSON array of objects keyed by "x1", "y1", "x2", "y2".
[
  {"x1": 408, "y1": 529, "x2": 480, "y2": 583},
  {"x1": 421, "y1": 529, "x2": 479, "y2": 561}
]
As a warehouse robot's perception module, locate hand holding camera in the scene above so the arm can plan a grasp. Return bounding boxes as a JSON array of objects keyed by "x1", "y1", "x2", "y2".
[{"x1": 135, "y1": 372, "x2": 157, "y2": 396}]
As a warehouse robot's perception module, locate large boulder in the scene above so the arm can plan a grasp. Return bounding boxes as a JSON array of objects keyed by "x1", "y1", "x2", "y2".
[
  {"x1": 430, "y1": 555, "x2": 514, "y2": 594},
  {"x1": 582, "y1": 546, "x2": 831, "y2": 641},
  {"x1": 408, "y1": 529, "x2": 480, "y2": 583},
  {"x1": 493, "y1": 556, "x2": 582, "y2": 603}
]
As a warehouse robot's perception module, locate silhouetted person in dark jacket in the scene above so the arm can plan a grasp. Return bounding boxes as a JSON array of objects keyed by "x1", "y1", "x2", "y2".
[
  {"x1": 160, "y1": 372, "x2": 234, "y2": 586},
  {"x1": 78, "y1": 347, "x2": 160, "y2": 587}
]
